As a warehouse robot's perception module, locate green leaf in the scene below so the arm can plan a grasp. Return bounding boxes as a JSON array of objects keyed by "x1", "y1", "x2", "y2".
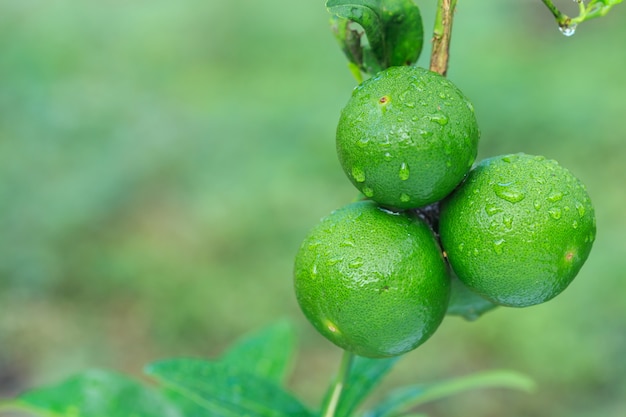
[
  {"x1": 326, "y1": 0, "x2": 423, "y2": 76},
  {"x1": 446, "y1": 272, "x2": 498, "y2": 321},
  {"x1": 220, "y1": 319, "x2": 296, "y2": 385},
  {"x1": 146, "y1": 358, "x2": 314, "y2": 417},
  {"x1": 322, "y1": 355, "x2": 400, "y2": 417},
  {"x1": 364, "y1": 370, "x2": 535, "y2": 417},
  {"x1": 2, "y1": 369, "x2": 185, "y2": 417}
]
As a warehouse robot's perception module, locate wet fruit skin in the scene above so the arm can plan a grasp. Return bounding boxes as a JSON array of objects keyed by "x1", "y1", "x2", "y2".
[
  {"x1": 439, "y1": 153, "x2": 596, "y2": 307},
  {"x1": 336, "y1": 65, "x2": 480, "y2": 210},
  {"x1": 294, "y1": 200, "x2": 450, "y2": 358}
]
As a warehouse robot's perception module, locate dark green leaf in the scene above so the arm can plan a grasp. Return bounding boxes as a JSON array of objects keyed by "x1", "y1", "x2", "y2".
[
  {"x1": 379, "y1": 0, "x2": 423, "y2": 67},
  {"x1": 220, "y1": 319, "x2": 296, "y2": 385},
  {"x1": 326, "y1": 0, "x2": 423, "y2": 76},
  {"x1": 321, "y1": 355, "x2": 399, "y2": 417},
  {"x1": 446, "y1": 273, "x2": 498, "y2": 321},
  {"x1": 3, "y1": 369, "x2": 184, "y2": 417},
  {"x1": 146, "y1": 358, "x2": 313, "y2": 417},
  {"x1": 364, "y1": 370, "x2": 535, "y2": 417}
]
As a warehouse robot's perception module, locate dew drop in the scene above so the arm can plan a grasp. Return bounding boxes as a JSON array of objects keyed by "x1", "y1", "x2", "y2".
[
  {"x1": 465, "y1": 100, "x2": 474, "y2": 113},
  {"x1": 340, "y1": 240, "x2": 355, "y2": 247},
  {"x1": 311, "y1": 264, "x2": 318, "y2": 277},
  {"x1": 575, "y1": 201, "x2": 586, "y2": 218},
  {"x1": 458, "y1": 243, "x2": 465, "y2": 252},
  {"x1": 327, "y1": 256, "x2": 343, "y2": 266},
  {"x1": 559, "y1": 23, "x2": 577, "y2": 37},
  {"x1": 493, "y1": 239, "x2": 505, "y2": 254},
  {"x1": 485, "y1": 205, "x2": 502, "y2": 216},
  {"x1": 420, "y1": 129, "x2": 433, "y2": 139},
  {"x1": 572, "y1": 220, "x2": 579, "y2": 229},
  {"x1": 493, "y1": 183, "x2": 525, "y2": 203},
  {"x1": 362, "y1": 186, "x2": 374, "y2": 197},
  {"x1": 400, "y1": 193, "x2": 411, "y2": 203},
  {"x1": 357, "y1": 137, "x2": 369, "y2": 148},
  {"x1": 548, "y1": 207, "x2": 562, "y2": 220},
  {"x1": 439, "y1": 92, "x2": 446, "y2": 99},
  {"x1": 533, "y1": 200, "x2": 542, "y2": 211},
  {"x1": 399, "y1": 162, "x2": 410, "y2": 180},
  {"x1": 548, "y1": 191, "x2": 563, "y2": 202},
  {"x1": 352, "y1": 166, "x2": 366, "y2": 183},
  {"x1": 503, "y1": 215, "x2": 513, "y2": 229},
  {"x1": 501, "y1": 155, "x2": 519, "y2": 163},
  {"x1": 429, "y1": 113, "x2": 449, "y2": 126},
  {"x1": 404, "y1": 101, "x2": 415, "y2": 109},
  {"x1": 383, "y1": 152, "x2": 393, "y2": 161},
  {"x1": 349, "y1": 258, "x2": 364, "y2": 269}
]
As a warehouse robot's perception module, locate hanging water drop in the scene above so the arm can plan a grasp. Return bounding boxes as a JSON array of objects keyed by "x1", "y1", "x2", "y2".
[{"x1": 559, "y1": 23, "x2": 577, "y2": 37}]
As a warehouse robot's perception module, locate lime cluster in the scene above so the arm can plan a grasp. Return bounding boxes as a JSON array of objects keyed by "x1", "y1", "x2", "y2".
[{"x1": 294, "y1": 65, "x2": 596, "y2": 358}]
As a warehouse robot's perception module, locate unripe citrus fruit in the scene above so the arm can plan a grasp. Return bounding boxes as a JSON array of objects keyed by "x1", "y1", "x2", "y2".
[
  {"x1": 294, "y1": 200, "x2": 450, "y2": 358},
  {"x1": 336, "y1": 65, "x2": 480, "y2": 209},
  {"x1": 439, "y1": 153, "x2": 596, "y2": 307}
]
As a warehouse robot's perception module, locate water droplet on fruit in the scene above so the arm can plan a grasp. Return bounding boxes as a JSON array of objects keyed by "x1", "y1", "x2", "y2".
[
  {"x1": 465, "y1": 100, "x2": 474, "y2": 112},
  {"x1": 311, "y1": 264, "x2": 318, "y2": 277},
  {"x1": 548, "y1": 191, "x2": 563, "y2": 202},
  {"x1": 357, "y1": 137, "x2": 369, "y2": 148},
  {"x1": 494, "y1": 183, "x2": 525, "y2": 203},
  {"x1": 458, "y1": 243, "x2": 465, "y2": 252},
  {"x1": 572, "y1": 220, "x2": 579, "y2": 229},
  {"x1": 352, "y1": 166, "x2": 366, "y2": 183},
  {"x1": 501, "y1": 155, "x2": 519, "y2": 163},
  {"x1": 493, "y1": 239, "x2": 505, "y2": 254},
  {"x1": 400, "y1": 193, "x2": 410, "y2": 203},
  {"x1": 503, "y1": 215, "x2": 513, "y2": 229},
  {"x1": 533, "y1": 200, "x2": 542, "y2": 211},
  {"x1": 340, "y1": 240, "x2": 355, "y2": 247},
  {"x1": 362, "y1": 187, "x2": 374, "y2": 197},
  {"x1": 559, "y1": 23, "x2": 577, "y2": 37},
  {"x1": 575, "y1": 201, "x2": 586, "y2": 218},
  {"x1": 349, "y1": 258, "x2": 364, "y2": 269},
  {"x1": 420, "y1": 129, "x2": 433, "y2": 139},
  {"x1": 439, "y1": 92, "x2": 446, "y2": 99},
  {"x1": 429, "y1": 113, "x2": 449, "y2": 126},
  {"x1": 404, "y1": 101, "x2": 415, "y2": 108},
  {"x1": 327, "y1": 256, "x2": 343, "y2": 266},
  {"x1": 398, "y1": 163, "x2": 410, "y2": 180},
  {"x1": 485, "y1": 205, "x2": 502, "y2": 216},
  {"x1": 534, "y1": 155, "x2": 546, "y2": 161},
  {"x1": 548, "y1": 207, "x2": 562, "y2": 220},
  {"x1": 383, "y1": 152, "x2": 393, "y2": 161}
]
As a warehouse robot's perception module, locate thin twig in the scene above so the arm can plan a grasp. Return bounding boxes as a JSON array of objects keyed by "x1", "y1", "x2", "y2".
[{"x1": 430, "y1": 0, "x2": 457, "y2": 77}]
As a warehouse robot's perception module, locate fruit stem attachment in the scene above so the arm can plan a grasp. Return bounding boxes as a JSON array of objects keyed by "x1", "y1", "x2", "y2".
[
  {"x1": 430, "y1": 0, "x2": 457, "y2": 77},
  {"x1": 320, "y1": 350, "x2": 355, "y2": 417},
  {"x1": 540, "y1": 0, "x2": 572, "y2": 29}
]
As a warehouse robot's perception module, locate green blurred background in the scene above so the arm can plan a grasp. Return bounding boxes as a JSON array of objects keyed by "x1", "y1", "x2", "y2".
[{"x1": 0, "y1": 1, "x2": 624, "y2": 416}]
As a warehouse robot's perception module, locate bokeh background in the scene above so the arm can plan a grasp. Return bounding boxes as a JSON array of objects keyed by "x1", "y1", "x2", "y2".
[{"x1": 1, "y1": 1, "x2": 625, "y2": 416}]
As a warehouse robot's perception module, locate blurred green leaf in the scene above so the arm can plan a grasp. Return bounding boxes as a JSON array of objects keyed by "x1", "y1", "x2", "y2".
[
  {"x1": 322, "y1": 355, "x2": 400, "y2": 417},
  {"x1": 364, "y1": 370, "x2": 535, "y2": 417},
  {"x1": 446, "y1": 272, "x2": 498, "y2": 321},
  {"x1": 327, "y1": 0, "x2": 423, "y2": 76},
  {"x1": 146, "y1": 358, "x2": 313, "y2": 417},
  {"x1": 2, "y1": 370, "x2": 184, "y2": 417},
  {"x1": 220, "y1": 320, "x2": 296, "y2": 385}
]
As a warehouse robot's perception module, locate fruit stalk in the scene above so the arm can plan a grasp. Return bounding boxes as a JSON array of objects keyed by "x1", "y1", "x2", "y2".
[
  {"x1": 320, "y1": 350, "x2": 355, "y2": 417},
  {"x1": 430, "y1": 0, "x2": 457, "y2": 77}
]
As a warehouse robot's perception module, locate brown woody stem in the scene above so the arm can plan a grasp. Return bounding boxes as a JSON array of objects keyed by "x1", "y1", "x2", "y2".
[{"x1": 430, "y1": 0, "x2": 457, "y2": 77}]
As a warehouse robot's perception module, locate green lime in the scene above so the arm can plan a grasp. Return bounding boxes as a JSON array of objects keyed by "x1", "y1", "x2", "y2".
[
  {"x1": 294, "y1": 200, "x2": 450, "y2": 358},
  {"x1": 439, "y1": 153, "x2": 596, "y2": 307},
  {"x1": 336, "y1": 65, "x2": 480, "y2": 209}
]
